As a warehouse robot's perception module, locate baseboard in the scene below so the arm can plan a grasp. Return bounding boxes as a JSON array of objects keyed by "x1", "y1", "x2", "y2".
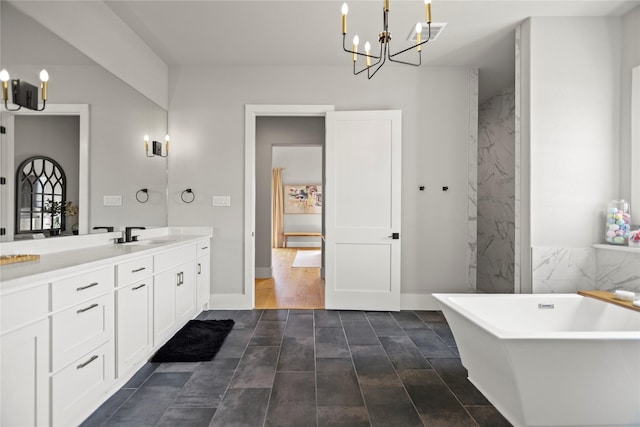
[
  {"x1": 208, "y1": 293, "x2": 253, "y2": 310},
  {"x1": 255, "y1": 267, "x2": 272, "y2": 279},
  {"x1": 400, "y1": 293, "x2": 442, "y2": 311}
]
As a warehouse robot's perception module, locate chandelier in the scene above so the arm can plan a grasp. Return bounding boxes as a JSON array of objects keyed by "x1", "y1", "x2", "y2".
[
  {"x1": 341, "y1": 0, "x2": 432, "y2": 79},
  {"x1": 0, "y1": 68, "x2": 49, "y2": 111}
]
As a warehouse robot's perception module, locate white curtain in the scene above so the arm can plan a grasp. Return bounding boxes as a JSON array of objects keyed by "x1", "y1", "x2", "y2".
[{"x1": 271, "y1": 167, "x2": 284, "y2": 248}]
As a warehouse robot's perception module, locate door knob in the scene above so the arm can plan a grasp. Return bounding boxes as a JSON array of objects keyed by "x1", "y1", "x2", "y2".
[{"x1": 388, "y1": 233, "x2": 400, "y2": 239}]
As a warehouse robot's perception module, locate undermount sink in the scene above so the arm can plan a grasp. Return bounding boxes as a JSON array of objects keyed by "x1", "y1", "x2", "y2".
[{"x1": 122, "y1": 239, "x2": 173, "y2": 246}]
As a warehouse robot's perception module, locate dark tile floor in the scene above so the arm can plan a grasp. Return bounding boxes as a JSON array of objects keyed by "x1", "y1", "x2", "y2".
[{"x1": 82, "y1": 310, "x2": 512, "y2": 427}]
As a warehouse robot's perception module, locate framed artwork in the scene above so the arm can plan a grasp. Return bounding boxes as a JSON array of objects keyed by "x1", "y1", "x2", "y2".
[{"x1": 284, "y1": 185, "x2": 322, "y2": 214}]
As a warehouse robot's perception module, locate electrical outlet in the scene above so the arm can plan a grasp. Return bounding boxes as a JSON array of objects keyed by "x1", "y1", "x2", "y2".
[
  {"x1": 212, "y1": 196, "x2": 231, "y2": 207},
  {"x1": 103, "y1": 195, "x2": 122, "y2": 206}
]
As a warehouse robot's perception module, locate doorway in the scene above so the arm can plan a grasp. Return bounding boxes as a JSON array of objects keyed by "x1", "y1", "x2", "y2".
[{"x1": 254, "y1": 118, "x2": 325, "y2": 309}]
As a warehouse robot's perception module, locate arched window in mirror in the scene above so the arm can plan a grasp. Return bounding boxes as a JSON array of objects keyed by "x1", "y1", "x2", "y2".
[{"x1": 15, "y1": 156, "x2": 67, "y2": 235}]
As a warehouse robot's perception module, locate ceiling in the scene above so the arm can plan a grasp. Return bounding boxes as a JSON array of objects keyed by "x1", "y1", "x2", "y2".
[{"x1": 5, "y1": 0, "x2": 639, "y2": 102}]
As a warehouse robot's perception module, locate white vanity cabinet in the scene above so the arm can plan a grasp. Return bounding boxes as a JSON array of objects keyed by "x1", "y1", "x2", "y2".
[
  {"x1": 49, "y1": 267, "x2": 115, "y2": 427},
  {"x1": 153, "y1": 244, "x2": 197, "y2": 346},
  {"x1": 115, "y1": 256, "x2": 153, "y2": 378},
  {"x1": 1, "y1": 285, "x2": 49, "y2": 427},
  {"x1": 196, "y1": 242, "x2": 211, "y2": 311},
  {"x1": 0, "y1": 232, "x2": 212, "y2": 426}
]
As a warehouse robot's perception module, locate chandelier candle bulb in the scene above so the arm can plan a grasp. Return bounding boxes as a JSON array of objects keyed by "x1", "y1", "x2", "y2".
[
  {"x1": 165, "y1": 135, "x2": 170, "y2": 153},
  {"x1": 352, "y1": 35, "x2": 359, "y2": 61},
  {"x1": 385, "y1": 0, "x2": 390, "y2": 12},
  {"x1": 425, "y1": 0, "x2": 432, "y2": 23},
  {"x1": 341, "y1": 3, "x2": 348, "y2": 34},
  {"x1": 416, "y1": 23, "x2": 422, "y2": 50},
  {"x1": 365, "y1": 42, "x2": 371, "y2": 67}
]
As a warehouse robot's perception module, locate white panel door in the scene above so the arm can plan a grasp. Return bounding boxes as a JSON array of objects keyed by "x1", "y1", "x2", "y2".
[{"x1": 325, "y1": 110, "x2": 402, "y2": 311}]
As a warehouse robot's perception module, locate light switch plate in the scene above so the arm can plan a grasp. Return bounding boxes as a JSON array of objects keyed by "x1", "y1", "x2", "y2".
[
  {"x1": 212, "y1": 195, "x2": 231, "y2": 207},
  {"x1": 103, "y1": 195, "x2": 122, "y2": 206}
]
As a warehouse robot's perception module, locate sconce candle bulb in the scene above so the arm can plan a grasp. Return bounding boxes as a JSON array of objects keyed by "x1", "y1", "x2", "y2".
[
  {"x1": 0, "y1": 69, "x2": 9, "y2": 102},
  {"x1": 165, "y1": 135, "x2": 170, "y2": 154},
  {"x1": 39, "y1": 69, "x2": 49, "y2": 101}
]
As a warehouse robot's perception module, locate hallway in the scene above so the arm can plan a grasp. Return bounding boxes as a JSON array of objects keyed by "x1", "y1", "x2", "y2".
[{"x1": 255, "y1": 248, "x2": 324, "y2": 309}]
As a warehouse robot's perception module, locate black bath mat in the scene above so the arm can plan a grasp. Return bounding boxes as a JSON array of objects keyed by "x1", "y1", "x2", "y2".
[{"x1": 150, "y1": 319, "x2": 234, "y2": 363}]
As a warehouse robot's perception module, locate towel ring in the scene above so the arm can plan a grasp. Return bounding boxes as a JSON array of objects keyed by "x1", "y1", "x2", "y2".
[
  {"x1": 181, "y1": 188, "x2": 195, "y2": 204},
  {"x1": 136, "y1": 188, "x2": 149, "y2": 203}
]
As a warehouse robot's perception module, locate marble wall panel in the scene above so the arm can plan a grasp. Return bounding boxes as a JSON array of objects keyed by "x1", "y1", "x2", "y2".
[
  {"x1": 531, "y1": 247, "x2": 596, "y2": 293},
  {"x1": 477, "y1": 87, "x2": 516, "y2": 293}
]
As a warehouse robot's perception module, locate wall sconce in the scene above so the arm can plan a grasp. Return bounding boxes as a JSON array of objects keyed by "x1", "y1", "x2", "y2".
[
  {"x1": 0, "y1": 68, "x2": 49, "y2": 111},
  {"x1": 144, "y1": 134, "x2": 170, "y2": 157}
]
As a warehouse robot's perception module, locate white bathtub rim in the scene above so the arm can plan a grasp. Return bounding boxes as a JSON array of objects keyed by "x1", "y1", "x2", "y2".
[{"x1": 432, "y1": 293, "x2": 640, "y2": 340}]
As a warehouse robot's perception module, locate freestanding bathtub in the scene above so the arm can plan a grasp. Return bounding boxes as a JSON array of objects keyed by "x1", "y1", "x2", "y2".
[{"x1": 433, "y1": 293, "x2": 640, "y2": 427}]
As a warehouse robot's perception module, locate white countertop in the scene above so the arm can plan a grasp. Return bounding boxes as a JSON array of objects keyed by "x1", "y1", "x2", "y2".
[{"x1": 1, "y1": 232, "x2": 211, "y2": 294}]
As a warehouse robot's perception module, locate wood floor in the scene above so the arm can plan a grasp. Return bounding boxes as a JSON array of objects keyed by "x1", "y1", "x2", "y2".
[{"x1": 255, "y1": 248, "x2": 325, "y2": 309}]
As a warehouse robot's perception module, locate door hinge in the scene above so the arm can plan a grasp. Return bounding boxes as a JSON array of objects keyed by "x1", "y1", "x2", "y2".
[
  {"x1": 0, "y1": 177, "x2": 5, "y2": 185},
  {"x1": 0, "y1": 228, "x2": 5, "y2": 236},
  {"x1": 0, "y1": 126, "x2": 5, "y2": 134}
]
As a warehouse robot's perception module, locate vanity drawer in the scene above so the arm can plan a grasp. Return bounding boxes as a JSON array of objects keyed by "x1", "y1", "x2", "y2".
[
  {"x1": 51, "y1": 341, "x2": 113, "y2": 427},
  {"x1": 154, "y1": 244, "x2": 196, "y2": 272},
  {"x1": 197, "y1": 241, "x2": 210, "y2": 258},
  {"x1": 51, "y1": 294, "x2": 113, "y2": 372},
  {"x1": 116, "y1": 256, "x2": 153, "y2": 286},
  {"x1": 51, "y1": 267, "x2": 113, "y2": 312},
  {"x1": 1, "y1": 284, "x2": 48, "y2": 334}
]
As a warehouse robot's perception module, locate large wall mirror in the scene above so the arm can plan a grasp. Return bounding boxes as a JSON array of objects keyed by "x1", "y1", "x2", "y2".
[
  {"x1": 632, "y1": 65, "x2": 639, "y2": 225},
  {"x1": 0, "y1": 2, "x2": 168, "y2": 242}
]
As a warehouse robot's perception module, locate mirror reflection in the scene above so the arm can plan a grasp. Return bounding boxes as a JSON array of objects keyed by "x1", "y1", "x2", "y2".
[
  {"x1": 16, "y1": 156, "x2": 68, "y2": 235},
  {"x1": 0, "y1": 1, "x2": 169, "y2": 241}
]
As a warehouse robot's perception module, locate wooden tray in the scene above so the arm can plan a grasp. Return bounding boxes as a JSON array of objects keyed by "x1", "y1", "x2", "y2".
[
  {"x1": 578, "y1": 290, "x2": 640, "y2": 312},
  {"x1": 0, "y1": 254, "x2": 40, "y2": 266}
]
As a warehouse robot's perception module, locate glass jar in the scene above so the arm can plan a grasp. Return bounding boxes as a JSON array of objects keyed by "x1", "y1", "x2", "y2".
[{"x1": 605, "y1": 200, "x2": 631, "y2": 245}]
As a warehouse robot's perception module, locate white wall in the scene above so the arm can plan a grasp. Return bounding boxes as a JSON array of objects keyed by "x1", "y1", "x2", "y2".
[
  {"x1": 519, "y1": 16, "x2": 625, "y2": 293},
  {"x1": 1, "y1": 4, "x2": 168, "y2": 233},
  {"x1": 529, "y1": 17, "x2": 621, "y2": 247},
  {"x1": 620, "y1": 5, "x2": 640, "y2": 223},
  {"x1": 167, "y1": 64, "x2": 476, "y2": 303}
]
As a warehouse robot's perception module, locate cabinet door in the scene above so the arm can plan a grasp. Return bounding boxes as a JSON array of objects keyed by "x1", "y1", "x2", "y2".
[
  {"x1": 153, "y1": 268, "x2": 177, "y2": 346},
  {"x1": 116, "y1": 280, "x2": 152, "y2": 377},
  {"x1": 1, "y1": 320, "x2": 49, "y2": 427},
  {"x1": 196, "y1": 256, "x2": 211, "y2": 311},
  {"x1": 176, "y1": 260, "x2": 196, "y2": 324}
]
